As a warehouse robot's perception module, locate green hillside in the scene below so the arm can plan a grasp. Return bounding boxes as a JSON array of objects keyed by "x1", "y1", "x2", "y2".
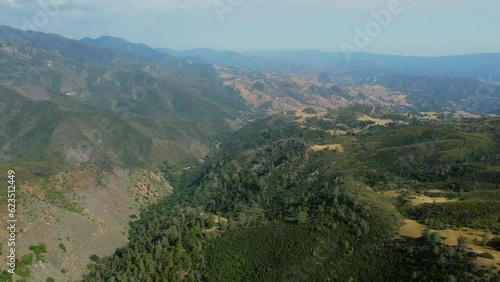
[
  {"x1": 0, "y1": 40, "x2": 251, "y2": 169},
  {"x1": 83, "y1": 110, "x2": 500, "y2": 281}
]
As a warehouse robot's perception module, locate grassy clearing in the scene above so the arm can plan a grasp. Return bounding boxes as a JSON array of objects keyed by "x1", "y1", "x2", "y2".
[
  {"x1": 326, "y1": 129, "x2": 348, "y2": 136},
  {"x1": 202, "y1": 215, "x2": 228, "y2": 233},
  {"x1": 294, "y1": 109, "x2": 327, "y2": 124},
  {"x1": 356, "y1": 113, "x2": 394, "y2": 126},
  {"x1": 383, "y1": 190, "x2": 402, "y2": 198},
  {"x1": 396, "y1": 187, "x2": 500, "y2": 269},
  {"x1": 427, "y1": 189, "x2": 446, "y2": 193},
  {"x1": 409, "y1": 195, "x2": 459, "y2": 206},
  {"x1": 426, "y1": 190, "x2": 500, "y2": 202},
  {"x1": 419, "y1": 112, "x2": 440, "y2": 120},
  {"x1": 383, "y1": 190, "x2": 458, "y2": 206},
  {"x1": 399, "y1": 219, "x2": 500, "y2": 269},
  {"x1": 310, "y1": 144, "x2": 344, "y2": 152}
]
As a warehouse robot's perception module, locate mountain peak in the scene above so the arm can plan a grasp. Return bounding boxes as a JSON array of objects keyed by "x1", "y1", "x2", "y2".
[{"x1": 80, "y1": 35, "x2": 169, "y2": 62}]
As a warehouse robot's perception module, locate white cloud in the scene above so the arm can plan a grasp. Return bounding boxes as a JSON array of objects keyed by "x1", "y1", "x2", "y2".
[
  {"x1": 3, "y1": 0, "x2": 495, "y2": 14},
  {"x1": 4, "y1": 0, "x2": 18, "y2": 7},
  {"x1": 127, "y1": 0, "x2": 208, "y2": 11},
  {"x1": 255, "y1": 0, "x2": 493, "y2": 13},
  {"x1": 0, "y1": 0, "x2": 208, "y2": 12},
  {"x1": 47, "y1": 0, "x2": 210, "y2": 12}
]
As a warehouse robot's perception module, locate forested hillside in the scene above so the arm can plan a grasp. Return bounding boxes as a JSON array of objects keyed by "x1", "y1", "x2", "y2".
[{"x1": 83, "y1": 108, "x2": 500, "y2": 281}]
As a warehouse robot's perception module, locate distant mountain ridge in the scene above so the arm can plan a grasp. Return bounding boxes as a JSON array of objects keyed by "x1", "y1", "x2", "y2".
[
  {"x1": 4, "y1": 23, "x2": 499, "y2": 80},
  {"x1": 160, "y1": 48, "x2": 500, "y2": 81},
  {"x1": 157, "y1": 47, "x2": 294, "y2": 72},
  {"x1": 81, "y1": 36, "x2": 172, "y2": 63},
  {"x1": 0, "y1": 25, "x2": 123, "y2": 65}
]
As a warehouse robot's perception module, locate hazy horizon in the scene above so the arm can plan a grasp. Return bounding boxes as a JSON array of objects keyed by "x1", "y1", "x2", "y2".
[{"x1": 1, "y1": 0, "x2": 499, "y2": 57}]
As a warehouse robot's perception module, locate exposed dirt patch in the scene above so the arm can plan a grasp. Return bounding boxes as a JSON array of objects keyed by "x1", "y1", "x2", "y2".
[
  {"x1": 399, "y1": 219, "x2": 428, "y2": 238},
  {"x1": 202, "y1": 215, "x2": 228, "y2": 233},
  {"x1": 383, "y1": 190, "x2": 402, "y2": 198}
]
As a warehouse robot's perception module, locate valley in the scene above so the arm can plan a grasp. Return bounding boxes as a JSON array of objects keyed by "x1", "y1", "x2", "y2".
[{"x1": 0, "y1": 24, "x2": 499, "y2": 281}]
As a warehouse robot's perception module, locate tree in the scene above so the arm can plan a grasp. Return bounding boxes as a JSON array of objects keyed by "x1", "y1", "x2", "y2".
[
  {"x1": 219, "y1": 220, "x2": 228, "y2": 231},
  {"x1": 208, "y1": 216, "x2": 216, "y2": 229},
  {"x1": 90, "y1": 254, "x2": 100, "y2": 263},
  {"x1": 422, "y1": 229, "x2": 431, "y2": 241},
  {"x1": 227, "y1": 218, "x2": 237, "y2": 230},
  {"x1": 430, "y1": 232, "x2": 442, "y2": 245},
  {"x1": 438, "y1": 254, "x2": 447, "y2": 265},
  {"x1": 297, "y1": 210, "x2": 308, "y2": 224},
  {"x1": 433, "y1": 245, "x2": 441, "y2": 255},
  {"x1": 481, "y1": 233, "x2": 490, "y2": 246},
  {"x1": 457, "y1": 236, "x2": 468, "y2": 249}
]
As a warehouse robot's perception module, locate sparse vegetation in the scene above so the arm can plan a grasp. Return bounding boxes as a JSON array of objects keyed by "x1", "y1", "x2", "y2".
[
  {"x1": 58, "y1": 243, "x2": 67, "y2": 252},
  {"x1": 28, "y1": 244, "x2": 47, "y2": 262}
]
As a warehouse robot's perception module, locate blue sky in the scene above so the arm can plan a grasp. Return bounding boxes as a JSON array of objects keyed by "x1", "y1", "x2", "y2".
[{"x1": 1, "y1": 0, "x2": 499, "y2": 56}]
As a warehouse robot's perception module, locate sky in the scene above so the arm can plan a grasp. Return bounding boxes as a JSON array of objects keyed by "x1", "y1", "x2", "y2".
[{"x1": 0, "y1": 0, "x2": 499, "y2": 56}]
